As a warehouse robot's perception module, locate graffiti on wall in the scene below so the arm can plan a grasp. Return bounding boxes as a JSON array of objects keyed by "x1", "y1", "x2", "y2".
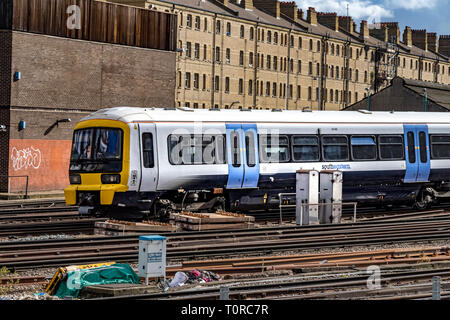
[
  {"x1": 9, "y1": 139, "x2": 72, "y2": 192},
  {"x1": 11, "y1": 146, "x2": 42, "y2": 171}
]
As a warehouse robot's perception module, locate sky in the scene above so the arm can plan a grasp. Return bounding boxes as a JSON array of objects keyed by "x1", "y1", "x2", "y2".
[{"x1": 294, "y1": 0, "x2": 450, "y2": 37}]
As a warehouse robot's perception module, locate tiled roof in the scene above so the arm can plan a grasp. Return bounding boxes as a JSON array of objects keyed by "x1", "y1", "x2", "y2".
[{"x1": 156, "y1": 0, "x2": 449, "y2": 62}]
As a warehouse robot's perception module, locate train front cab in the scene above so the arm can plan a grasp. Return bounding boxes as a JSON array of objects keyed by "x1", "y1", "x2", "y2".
[{"x1": 64, "y1": 119, "x2": 130, "y2": 212}]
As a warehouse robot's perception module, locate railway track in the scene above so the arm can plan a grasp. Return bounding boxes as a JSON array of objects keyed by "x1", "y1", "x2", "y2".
[
  {"x1": 0, "y1": 216, "x2": 104, "y2": 237},
  {"x1": 3, "y1": 216, "x2": 450, "y2": 269},
  {"x1": 90, "y1": 267, "x2": 450, "y2": 300}
]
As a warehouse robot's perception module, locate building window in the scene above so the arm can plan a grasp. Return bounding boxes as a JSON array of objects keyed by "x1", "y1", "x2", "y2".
[
  {"x1": 309, "y1": 39, "x2": 313, "y2": 51},
  {"x1": 240, "y1": 25, "x2": 244, "y2": 38},
  {"x1": 225, "y1": 77, "x2": 230, "y2": 93},
  {"x1": 203, "y1": 45, "x2": 207, "y2": 60},
  {"x1": 194, "y1": 16, "x2": 200, "y2": 30},
  {"x1": 298, "y1": 36, "x2": 302, "y2": 49},
  {"x1": 249, "y1": 52, "x2": 254, "y2": 67},
  {"x1": 364, "y1": 71, "x2": 368, "y2": 83},
  {"x1": 194, "y1": 43, "x2": 200, "y2": 59},
  {"x1": 239, "y1": 79, "x2": 243, "y2": 94},
  {"x1": 336, "y1": 45, "x2": 340, "y2": 56},
  {"x1": 290, "y1": 59, "x2": 294, "y2": 72},
  {"x1": 355, "y1": 69, "x2": 359, "y2": 82},
  {"x1": 261, "y1": 29, "x2": 265, "y2": 42},
  {"x1": 308, "y1": 87, "x2": 312, "y2": 100},
  {"x1": 317, "y1": 40, "x2": 320, "y2": 52},
  {"x1": 187, "y1": 14, "x2": 192, "y2": 28},
  {"x1": 239, "y1": 51, "x2": 244, "y2": 66},
  {"x1": 250, "y1": 27, "x2": 254, "y2": 40},
  {"x1": 273, "y1": 56, "x2": 278, "y2": 71},
  {"x1": 177, "y1": 71, "x2": 181, "y2": 88},
  {"x1": 289, "y1": 85, "x2": 293, "y2": 99},
  {"x1": 248, "y1": 80, "x2": 253, "y2": 95},
  {"x1": 315, "y1": 87, "x2": 319, "y2": 101},
  {"x1": 274, "y1": 32, "x2": 278, "y2": 44},
  {"x1": 267, "y1": 55, "x2": 271, "y2": 69},
  {"x1": 204, "y1": 18, "x2": 208, "y2": 32},
  {"x1": 290, "y1": 35, "x2": 294, "y2": 47},
  {"x1": 331, "y1": 44, "x2": 335, "y2": 55},
  {"x1": 226, "y1": 22, "x2": 231, "y2": 36},
  {"x1": 186, "y1": 42, "x2": 191, "y2": 58},
  {"x1": 316, "y1": 63, "x2": 320, "y2": 76},
  {"x1": 215, "y1": 47, "x2": 220, "y2": 62},
  {"x1": 202, "y1": 74, "x2": 206, "y2": 90},
  {"x1": 267, "y1": 31, "x2": 272, "y2": 43},
  {"x1": 266, "y1": 82, "x2": 270, "y2": 96},
  {"x1": 216, "y1": 20, "x2": 221, "y2": 34},
  {"x1": 297, "y1": 85, "x2": 301, "y2": 99},
  {"x1": 215, "y1": 76, "x2": 220, "y2": 91},
  {"x1": 335, "y1": 90, "x2": 339, "y2": 102},
  {"x1": 185, "y1": 72, "x2": 191, "y2": 89},
  {"x1": 226, "y1": 48, "x2": 231, "y2": 64},
  {"x1": 193, "y1": 73, "x2": 199, "y2": 89},
  {"x1": 336, "y1": 66, "x2": 339, "y2": 79},
  {"x1": 308, "y1": 62, "x2": 312, "y2": 75},
  {"x1": 272, "y1": 82, "x2": 277, "y2": 97}
]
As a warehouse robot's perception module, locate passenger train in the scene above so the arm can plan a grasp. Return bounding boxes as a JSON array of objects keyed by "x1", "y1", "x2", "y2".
[{"x1": 64, "y1": 107, "x2": 450, "y2": 219}]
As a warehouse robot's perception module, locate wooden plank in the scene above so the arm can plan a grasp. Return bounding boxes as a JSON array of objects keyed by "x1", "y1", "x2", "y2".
[
  {"x1": 174, "y1": 212, "x2": 255, "y2": 224},
  {"x1": 177, "y1": 222, "x2": 254, "y2": 231},
  {"x1": 95, "y1": 221, "x2": 177, "y2": 232}
]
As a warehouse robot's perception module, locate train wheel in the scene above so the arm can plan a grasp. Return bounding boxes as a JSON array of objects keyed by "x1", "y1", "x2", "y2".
[{"x1": 413, "y1": 190, "x2": 433, "y2": 210}]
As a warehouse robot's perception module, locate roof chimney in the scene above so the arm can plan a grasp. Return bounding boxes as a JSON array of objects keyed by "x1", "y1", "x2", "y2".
[
  {"x1": 297, "y1": 8, "x2": 303, "y2": 20},
  {"x1": 412, "y1": 29, "x2": 428, "y2": 51},
  {"x1": 307, "y1": 7, "x2": 317, "y2": 25},
  {"x1": 280, "y1": 1, "x2": 297, "y2": 21},
  {"x1": 317, "y1": 12, "x2": 338, "y2": 31},
  {"x1": 338, "y1": 16, "x2": 354, "y2": 33},
  {"x1": 380, "y1": 22, "x2": 400, "y2": 44},
  {"x1": 240, "y1": 0, "x2": 254, "y2": 10},
  {"x1": 403, "y1": 26, "x2": 412, "y2": 47},
  {"x1": 360, "y1": 20, "x2": 369, "y2": 39},
  {"x1": 370, "y1": 25, "x2": 388, "y2": 43},
  {"x1": 253, "y1": 0, "x2": 280, "y2": 18},
  {"x1": 439, "y1": 35, "x2": 450, "y2": 57},
  {"x1": 427, "y1": 32, "x2": 437, "y2": 52}
]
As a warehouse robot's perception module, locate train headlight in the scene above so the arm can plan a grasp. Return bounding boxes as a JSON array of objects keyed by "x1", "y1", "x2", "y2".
[
  {"x1": 101, "y1": 174, "x2": 121, "y2": 184},
  {"x1": 69, "y1": 174, "x2": 81, "y2": 185}
]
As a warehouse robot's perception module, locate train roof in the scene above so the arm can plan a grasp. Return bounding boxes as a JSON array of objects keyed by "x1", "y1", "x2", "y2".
[{"x1": 80, "y1": 107, "x2": 450, "y2": 125}]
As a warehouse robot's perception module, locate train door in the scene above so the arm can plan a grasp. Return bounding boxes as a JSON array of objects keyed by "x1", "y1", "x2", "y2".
[
  {"x1": 226, "y1": 124, "x2": 260, "y2": 189},
  {"x1": 242, "y1": 124, "x2": 260, "y2": 188},
  {"x1": 226, "y1": 124, "x2": 244, "y2": 189},
  {"x1": 403, "y1": 125, "x2": 431, "y2": 183},
  {"x1": 138, "y1": 124, "x2": 158, "y2": 191}
]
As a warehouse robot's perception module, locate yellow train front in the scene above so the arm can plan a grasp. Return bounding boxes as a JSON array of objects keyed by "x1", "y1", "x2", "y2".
[{"x1": 64, "y1": 114, "x2": 133, "y2": 218}]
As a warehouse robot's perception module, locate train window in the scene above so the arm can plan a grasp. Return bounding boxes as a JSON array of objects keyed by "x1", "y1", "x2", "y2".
[
  {"x1": 142, "y1": 133, "x2": 154, "y2": 168},
  {"x1": 419, "y1": 132, "x2": 428, "y2": 163},
  {"x1": 231, "y1": 132, "x2": 241, "y2": 167},
  {"x1": 351, "y1": 136, "x2": 376, "y2": 161},
  {"x1": 291, "y1": 136, "x2": 319, "y2": 161},
  {"x1": 259, "y1": 135, "x2": 290, "y2": 163},
  {"x1": 168, "y1": 134, "x2": 226, "y2": 165},
  {"x1": 322, "y1": 136, "x2": 349, "y2": 161},
  {"x1": 430, "y1": 135, "x2": 450, "y2": 159},
  {"x1": 378, "y1": 135, "x2": 404, "y2": 160},
  {"x1": 407, "y1": 132, "x2": 416, "y2": 163},
  {"x1": 245, "y1": 131, "x2": 256, "y2": 167}
]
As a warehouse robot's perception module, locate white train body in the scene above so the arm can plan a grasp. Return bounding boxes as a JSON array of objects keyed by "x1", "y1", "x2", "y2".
[{"x1": 64, "y1": 107, "x2": 450, "y2": 218}]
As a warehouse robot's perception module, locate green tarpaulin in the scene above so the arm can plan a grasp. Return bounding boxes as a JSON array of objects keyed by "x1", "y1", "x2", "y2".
[{"x1": 55, "y1": 263, "x2": 139, "y2": 298}]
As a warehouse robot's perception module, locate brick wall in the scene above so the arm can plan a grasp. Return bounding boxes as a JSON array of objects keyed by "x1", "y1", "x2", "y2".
[{"x1": 10, "y1": 31, "x2": 176, "y2": 110}]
